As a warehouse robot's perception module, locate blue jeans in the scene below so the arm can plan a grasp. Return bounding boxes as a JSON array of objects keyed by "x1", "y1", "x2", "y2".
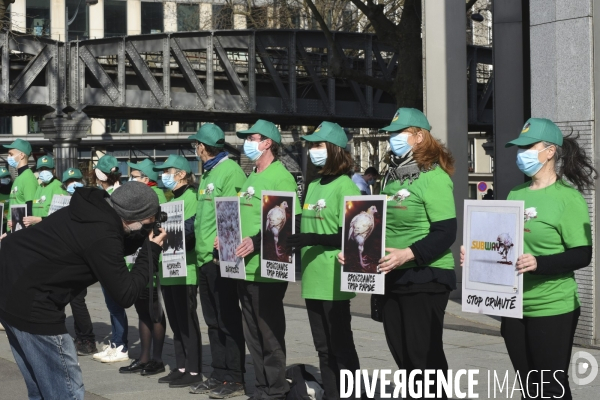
[
  {"x1": 0, "y1": 315, "x2": 84, "y2": 400},
  {"x1": 101, "y1": 287, "x2": 129, "y2": 351}
]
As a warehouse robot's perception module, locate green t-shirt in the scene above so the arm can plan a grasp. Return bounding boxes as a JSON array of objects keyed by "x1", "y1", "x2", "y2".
[
  {"x1": 194, "y1": 159, "x2": 246, "y2": 267},
  {"x1": 301, "y1": 176, "x2": 360, "y2": 300},
  {"x1": 152, "y1": 186, "x2": 167, "y2": 204},
  {"x1": 32, "y1": 179, "x2": 68, "y2": 217},
  {"x1": 9, "y1": 169, "x2": 38, "y2": 217},
  {"x1": 381, "y1": 166, "x2": 455, "y2": 270},
  {"x1": 160, "y1": 187, "x2": 198, "y2": 286},
  {"x1": 507, "y1": 181, "x2": 592, "y2": 317},
  {"x1": 239, "y1": 161, "x2": 301, "y2": 282}
]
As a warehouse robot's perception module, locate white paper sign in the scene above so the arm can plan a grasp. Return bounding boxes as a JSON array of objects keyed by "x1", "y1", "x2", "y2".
[
  {"x1": 215, "y1": 197, "x2": 246, "y2": 279},
  {"x1": 341, "y1": 195, "x2": 387, "y2": 295},
  {"x1": 10, "y1": 204, "x2": 27, "y2": 231},
  {"x1": 161, "y1": 201, "x2": 187, "y2": 278},
  {"x1": 48, "y1": 195, "x2": 72, "y2": 215},
  {"x1": 462, "y1": 200, "x2": 524, "y2": 318},
  {"x1": 260, "y1": 190, "x2": 296, "y2": 282}
]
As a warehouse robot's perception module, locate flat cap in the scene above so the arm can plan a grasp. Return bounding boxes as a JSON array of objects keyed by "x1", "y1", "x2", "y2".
[{"x1": 110, "y1": 181, "x2": 159, "y2": 222}]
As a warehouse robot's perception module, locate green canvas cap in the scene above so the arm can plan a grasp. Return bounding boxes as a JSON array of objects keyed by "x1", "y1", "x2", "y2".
[
  {"x1": 301, "y1": 121, "x2": 348, "y2": 148},
  {"x1": 94, "y1": 155, "x2": 119, "y2": 173},
  {"x1": 505, "y1": 118, "x2": 564, "y2": 148},
  {"x1": 62, "y1": 168, "x2": 83, "y2": 183},
  {"x1": 127, "y1": 159, "x2": 159, "y2": 182},
  {"x1": 188, "y1": 123, "x2": 226, "y2": 148},
  {"x1": 153, "y1": 154, "x2": 191, "y2": 173},
  {"x1": 379, "y1": 108, "x2": 431, "y2": 132},
  {"x1": 236, "y1": 119, "x2": 282, "y2": 144},
  {"x1": 0, "y1": 167, "x2": 10, "y2": 178},
  {"x1": 3, "y1": 138, "x2": 32, "y2": 156},
  {"x1": 36, "y1": 155, "x2": 55, "y2": 169}
]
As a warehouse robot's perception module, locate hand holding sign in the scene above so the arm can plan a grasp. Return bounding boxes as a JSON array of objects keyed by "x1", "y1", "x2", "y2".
[
  {"x1": 516, "y1": 254, "x2": 537, "y2": 274},
  {"x1": 23, "y1": 216, "x2": 42, "y2": 227},
  {"x1": 377, "y1": 247, "x2": 415, "y2": 274},
  {"x1": 236, "y1": 237, "x2": 254, "y2": 258}
]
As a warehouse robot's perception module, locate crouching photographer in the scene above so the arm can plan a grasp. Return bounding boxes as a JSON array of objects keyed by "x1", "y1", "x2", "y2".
[{"x1": 0, "y1": 181, "x2": 167, "y2": 400}]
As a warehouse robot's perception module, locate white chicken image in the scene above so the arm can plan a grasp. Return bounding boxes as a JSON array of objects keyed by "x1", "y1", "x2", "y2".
[
  {"x1": 266, "y1": 201, "x2": 288, "y2": 259},
  {"x1": 496, "y1": 233, "x2": 514, "y2": 264},
  {"x1": 349, "y1": 205, "x2": 378, "y2": 270}
]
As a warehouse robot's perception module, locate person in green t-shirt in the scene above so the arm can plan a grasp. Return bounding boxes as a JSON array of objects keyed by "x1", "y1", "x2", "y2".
[
  {"x1": 25, "y1": 155, "x2": 68, "y2": 226},
  {"x1": 187, "y1": 124, "x2": 247, "y2": 398},
  {"x1": 119, "y1": 158, "x2": 167, "y2": 377},
  {"x1": 475, "y1": 118, "x2": 593, "y2": 399},
  {"x1": 286, "y1": 122, "x2": 361, "y2": 400},
  {"x1": 4, "y1": 139, "x2": 38, "y2": 231},
  {"x1": 234, "y1": 119, "x2": 301, "y2": 400},
  {"x1": 153, "y1": 154, "x2": 202, "y2": 388},
  {"x1": 340, "y1": 108, "x2": 457, "y2": 397}
]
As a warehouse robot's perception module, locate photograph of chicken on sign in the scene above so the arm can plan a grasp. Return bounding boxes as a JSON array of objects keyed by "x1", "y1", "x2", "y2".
[
  {"x1": 462, "y1": 200, "x2": 524, "y2": 318},
  {"x1": 215, "y1": 197, "x2": 246, "y2": 279},
  {"x1": 261, "y1": 191, "x2": 296, "y2": 282},
  {"x1": 161, "y1": 201, "x2": 187, "y2": 279},
  {"x1": 341, "y1": 195, "x2": 387, "y2": 295}
]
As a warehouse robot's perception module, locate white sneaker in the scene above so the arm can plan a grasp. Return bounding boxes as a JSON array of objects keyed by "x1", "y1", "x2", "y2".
[
  {"x1": 92, "y1": 343, "x2": 112, "y2": 360},
  {"x1": 100, "y1": 345, "x2": 129, "y2": 363}
]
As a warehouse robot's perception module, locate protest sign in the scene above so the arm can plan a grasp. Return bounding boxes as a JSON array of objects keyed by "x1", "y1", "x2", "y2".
[
  {"x1": 341, "y1": 195, "x2": 386, "y2": 295},
  {"x1": 261, "y1": 190, "x2": 295, "y2": 282},
  {"x1": 161, "y1": 201, "x2": 186, "y2": 278},
  {"x1": 48, "y1": 195, "x2": 72, "y2": 215},
  {"x1": 462, "y1": 200, "x2": 524, "y2": 318},
  {"x1": 215, "y1": 197, "x2": 246, "y2": 279},
  {"x1": 11, "y1": 204, "x2": 27, "y2": 232}
]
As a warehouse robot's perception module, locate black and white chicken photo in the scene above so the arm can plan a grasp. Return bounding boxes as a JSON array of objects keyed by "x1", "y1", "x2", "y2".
[
  {"x1": 216, "y1": 200, "x2": 242, "y2": 262},
  {"x1": 262, "y1": 195, "x2": 294, "y2": 263},
  {"x1": 343, "y1": 200, "x2": 384, "y2": 274}
]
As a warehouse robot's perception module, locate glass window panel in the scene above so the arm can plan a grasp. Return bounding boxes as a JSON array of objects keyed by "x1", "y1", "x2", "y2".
[
  {"x1": 141, "y1": 2, "x2": 164, "y2": 34},
  {"x1": 0, "y1": 117, "x2": 11, "y2": 134},
  {"x1": 26, "y1": 0, "x2": 50, "y2": 37},
  {"x1": 28, "y1": 116, "x2": 43, "y2": 134},
  {"x1": 106, "y1": 119, "x2": 128, "y2": 133},
  {"x1": 177, "y1": 4, "x2": 199, "y2": 32},
  {"x1": 143, "y1": 120, "x2": 166, "y2": 133},
  {"x1": 180, "y1": 121, "x2": 200, "y2": 132},
  {"x1": 212, "y1": 4, "x2": 232, "y2": 29},
  {"x1": 66, "y1": 0, "x2": 89, "y2": 40},
  {"x1": 104, "y1": 0, "x2": 127, "y2": 37}
]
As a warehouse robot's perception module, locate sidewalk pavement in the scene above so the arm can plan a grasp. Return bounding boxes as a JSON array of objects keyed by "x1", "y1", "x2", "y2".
[{"x1": 1, "y1": 282, "x2": 599, "y2": 400}]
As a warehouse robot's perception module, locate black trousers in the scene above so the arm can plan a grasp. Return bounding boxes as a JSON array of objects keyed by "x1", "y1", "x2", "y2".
[
  {"x1": 199, "y1": 261, "x2": 246, "y2": 383},
  {"x1": 162, "y1": 285, "x2": 202, "y2": 373},
  {"x1": 306, "y1": 299, "x2": 360, "y2": 400},
  {"x1": 70, "y1": 288, "x2": 95, "y2": 342},
  {"x1": 238, "y1": 280, "x2": 289, "y2": 400},
  {"x1": 382, "y1": 290, "x2": 450, "y2": 400},
  {"x1": 501, "y1": 308, "x2": 580, "y2": 400}
]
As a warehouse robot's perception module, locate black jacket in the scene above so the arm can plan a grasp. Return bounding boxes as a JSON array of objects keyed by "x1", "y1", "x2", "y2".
[{"x1": 0, "y1": 187, "x2": 162, "y2": 335}]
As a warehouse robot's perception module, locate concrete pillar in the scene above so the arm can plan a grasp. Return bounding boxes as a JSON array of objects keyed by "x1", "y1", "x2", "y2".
[
  {"x1": 50, "y1": 0, "x2": 66, "y2": 41},
  {"x1": 199, "y1": 3, "x2": 211, "y2": 30},
  {"x1": 91, "y1": 119, "x2": 105, "y2": 135},
  {"x1": 165, "y1": 121, "x2": 179, "y2": 134},
  {"x1": 164, "y1": 2, "x2": 177, "y2": 32},
  {"x1": 233, "y1": 4, "x2": 246, "y2": 29},
  {"x1": 41, "y1": 112, "x2": 92, "y2": 177},
  {"x1": 89, "y1": 0, "x2": 104, "y2": 39},
  {"x1": 11, "y1": 116, "x2": 27, "y2": 136},
  {"x1": 423, "y1": 0, "x2": 468, "y2": 291},
  {"x1": 127, "y1": 0, "x2": 141, "y2": 35},
  {"x1": 11, "y1": 0, "x2": 25, "y2": 34},
  {"x1": 492, "y1": 0, "x2": 526, "y2": 200},
  {"x1": 129, "y1": 119, "x2": 143, "y2": 134}
]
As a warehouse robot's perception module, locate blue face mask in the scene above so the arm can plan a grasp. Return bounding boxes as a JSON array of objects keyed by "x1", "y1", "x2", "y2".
[
  {"x1": 162, "y1": 173, "x2": 177, "y2": 190},
  {"x1": 389, "y1": 133, "x2": 412, "y2": 157},
  {"x1": 67, "y1": 182, "x2": 84, "y2": 194},
  {"x1": 516, "y1": 147, "x2": 549, "y2": 177},
  {"x1": 7, "y1": 156, "x2": 18, "y2": 168},
  {"x1": 39, "y1": 170, "x2": 53, "y2": 183},
  {"x1": 243, "y1": 140, "x2": 264, "y2": 161},
  {"x1": 309, "y1": 148, "x2": 327, "y2": 167},
  {"x1": 367, "y1": 178, "x2": 375, "y2": 186}
]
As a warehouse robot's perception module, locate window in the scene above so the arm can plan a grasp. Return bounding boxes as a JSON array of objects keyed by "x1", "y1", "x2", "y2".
[
  {"x1": 143, "y1": 120, "x2": 165, "y2": 133},
  {"x1": 0, "y1": 117, "x2": 11, "y2": 134},
  {"x1": 177, "y1": 4, "x2": 199, "y2": 32},
  {"x1": 28, "y1": 116, "x2": 43, "y2": 134},
  {"x1": 66, "y1": 0, "x2": 89, "y2": 40},
  {"x1": 104, "y1": 0, "x2": 127, "y2": 37},
  {"x1": 247, "y1": 6, "x2": 268, "y2": 29},
  {"x1": 215, "y1": 122, "x2": 235, "y2": 132},
  {"x1": 141, "y1": 2, "x2": 164, "y2": 34},
  {"x1": 180, "y1": 121, "x2": 201, "y2": 133},
  {"x1": 106, "y1": 119, "x2": 128, "y2": 133},
  {"x1": 26, "y1": 0, "x2": 50, "y2": 37},
  {"x1": 212, "y1": 5, "x2": 233, "y2": 29}
]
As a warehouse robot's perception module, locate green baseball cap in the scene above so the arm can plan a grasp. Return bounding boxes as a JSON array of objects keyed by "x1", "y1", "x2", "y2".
[
  {"x1": 95, "y1": 155, "x2": 119, "y2": 173},
  {"x1": 237, "y1": 119, "x2": 282, "y2": 144},
  {"x1": 36, "y1": 155, "x2": 55, "y2": 169},
  {"x1": 153, "y1": 154, "x2": 192, "y2": 174},
  {"x1": 62, "y1": 168, "x2": 83, "y2": 183},
  {"x1": 505, "y1": 118, "x2": 564, "y2": 148},
  {"x1": 379, "y1": 108, "x2": 431, "y2": 132},
  {"x1": 301, "y1": 121, "x2": 348, "y2": 148},
  {"x1": 127, "y1": 159, "x2": 159, "y2": 182},
  {"x1": 188, "y1": 123, "x2": 226, "y2": 148},
  {"x1": 3, "y1": 138, "x2": 32, "y2": 156},
  {"x1": 0, "y1": 167, "x2": 10, "y2": 178}
]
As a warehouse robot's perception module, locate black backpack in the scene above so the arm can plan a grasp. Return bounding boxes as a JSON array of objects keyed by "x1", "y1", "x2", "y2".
[{"x1": 285, "y1": 364, "x2": 323, "y2": 400}]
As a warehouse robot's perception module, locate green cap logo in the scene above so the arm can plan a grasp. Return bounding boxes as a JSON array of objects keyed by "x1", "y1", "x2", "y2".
[
  {"x1": 392, "y1": 110, "x2": 399, "y2": 122},
  {"x1": 42, "y1": 157, "x2": 48, "y2": 163},
  {"x1": 521, "y1": 122, "x2": 530, "y2": 134},
  {"x1": 68, "y1": 169, "x2": 75, "y2": 176},
  {"x1": 314, "y1": 124, "x2": 322, "y2": 132}
]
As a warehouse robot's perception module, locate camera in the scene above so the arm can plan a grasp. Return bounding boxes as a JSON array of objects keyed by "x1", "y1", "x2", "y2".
[{"x1": 152, "y1": 210, "x2": 168, "y2": 236}]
